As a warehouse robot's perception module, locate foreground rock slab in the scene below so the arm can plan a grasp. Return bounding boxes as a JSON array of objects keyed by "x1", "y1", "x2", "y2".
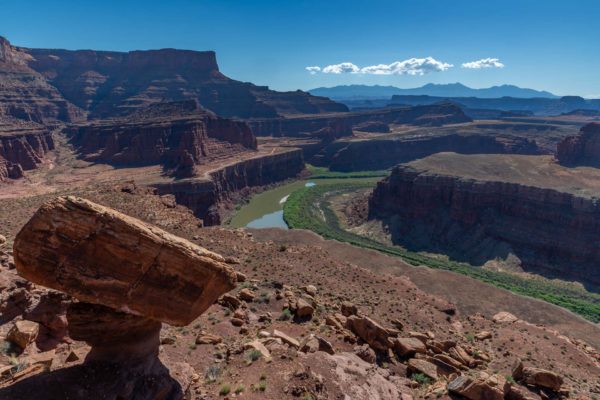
[{"x1": 13, "y1": 196, "x2": 237, "y2": 326}]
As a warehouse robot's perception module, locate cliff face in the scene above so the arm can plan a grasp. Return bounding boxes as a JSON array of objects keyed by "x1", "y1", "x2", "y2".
[
  {"x1": 249, "y1": 103, "x2": 471, "y2": 138},
  {"x1": 0, "y1": 126, "x2": 54, "y2": 180},
  {"x1": 312, "y1": 133, "x2": 540, "y2": 172},
  {"x1": 556, "y1": 123, "x2": 600, "y2": 166},
  {"x1": 0, "y1": 37, "x2": 85, "y2": 124},
  {"x1": 22, "y1": 43, "x2": 346, "y2": 119},
  {"x1": 369, "y1": 162, "x2": 600, "y2": 287},
  {"x1": 67, "y1": 104, "x2": 257, "y2": 176},
  {"x1": 153, "y1": 149, "x2": 304, "y2": 225}
]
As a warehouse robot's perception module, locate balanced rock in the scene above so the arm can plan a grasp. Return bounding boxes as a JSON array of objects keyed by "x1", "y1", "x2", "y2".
[{"x1": 13, "y1": 196, "x2": 237, "y2": 326}]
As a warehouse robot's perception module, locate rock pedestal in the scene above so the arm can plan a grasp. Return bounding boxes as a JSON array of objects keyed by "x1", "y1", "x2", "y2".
[{"x1": 7, "y1": 196, "x2": 238, "y2": 399}]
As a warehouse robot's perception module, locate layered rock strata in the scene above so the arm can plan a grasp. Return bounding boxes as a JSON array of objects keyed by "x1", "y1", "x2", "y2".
[
  {"x1": 4, "y1": 36, "x2": 346, "y2": 119},
  {"x1": 312, "y1": 132, "x2": 540, "y2": 172},
  {"x1": 153, "y1": 148, "x2": 305, "y2": 225},
  {"x1": 66, "y1": 103, "x2": 257, "y2": 175},
  {"x1": 248, "y1": 102, "x2": 471, "y2": 138},
  {"x1": 12, "y1": 196, "x2": 236, "y2": 398},
  {"x1": 0, "y1": 122, "x2": 54, "y2": 180},
  {"x1": 0, "y1": 37, "x2": 85, "y2": 124},
  {"x1": 369, "y1": 153, "x2": 600, "y2": 286},
  {"x1": 556, "y1": 122, "x2": 600, "y2": 166}
]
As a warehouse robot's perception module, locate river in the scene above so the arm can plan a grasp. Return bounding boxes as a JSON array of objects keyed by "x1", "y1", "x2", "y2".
[{"x1": 229, "y1": 180, "x2": 316, "y2": 229}]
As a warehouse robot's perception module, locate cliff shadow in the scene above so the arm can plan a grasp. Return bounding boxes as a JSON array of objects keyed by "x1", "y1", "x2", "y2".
[{"x1": 0, "y1": 359, "x2": 187, "y2": 400}]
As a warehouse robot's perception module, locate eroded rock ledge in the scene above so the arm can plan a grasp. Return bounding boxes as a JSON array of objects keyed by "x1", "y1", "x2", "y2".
[{"x1": 369, "y1": 153, "x2": 600, "y2": 287}]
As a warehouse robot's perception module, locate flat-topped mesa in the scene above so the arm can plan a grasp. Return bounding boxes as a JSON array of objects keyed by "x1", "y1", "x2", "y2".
[
  {"x1": 556, "y1": 122, "x2": 600, "y2": 166},
  {"x1": 66, "y1": 101, "x2": 257, "y2": 175},
  {"x1": 13, "y1": 196, "x2": 237, "y2": 326},
  {"x1": 369, "y1": 153, "x2": 600, "y2": 286}
]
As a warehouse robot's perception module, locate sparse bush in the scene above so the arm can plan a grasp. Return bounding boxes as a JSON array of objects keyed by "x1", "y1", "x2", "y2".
[
  {"x1": 205, "y1": 365, "x2": 222, "y2": 383},
  {"x1": 412, "y1": 373, "x2": 432, "y2": 385},
  {"x1": 235, "y1": 385, "x2": 245, "y2": 394},
  {"x1": 279, "y1": 308, "x2": 293, "y2": 321},
  {"x1": 245, "y1": 349, "x2": 262, "y2": 363},
  {"x1": 219, "y1": 384, "x2": 231, "y2": 396},
  {"x1": 505, "y1": 375, "x2": 516, "y2": 384}
]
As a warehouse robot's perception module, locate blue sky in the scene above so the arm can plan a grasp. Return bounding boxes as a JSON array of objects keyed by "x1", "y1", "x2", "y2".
[{"x1": 2, "y1": 0, "x2": 599, "y2": 97}]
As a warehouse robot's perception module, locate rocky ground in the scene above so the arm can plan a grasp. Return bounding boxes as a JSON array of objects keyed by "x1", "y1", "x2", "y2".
[{"x1": 0, "y1": 185, "x2": 598, "y2": 399}]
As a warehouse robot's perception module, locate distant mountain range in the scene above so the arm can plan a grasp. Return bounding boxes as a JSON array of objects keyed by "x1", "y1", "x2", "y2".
[{"x1": 309, "y1": 83, "x2": 558, "y2": 100}]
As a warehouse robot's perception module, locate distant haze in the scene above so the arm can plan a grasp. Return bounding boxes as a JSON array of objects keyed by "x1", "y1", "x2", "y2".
[{"x1": 309, "y1": 83, "x2": 558, "y2": 100}]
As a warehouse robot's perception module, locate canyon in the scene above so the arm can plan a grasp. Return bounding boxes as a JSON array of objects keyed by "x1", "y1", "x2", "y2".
[
  {"x1": 368, "y1": 152, "x2": 600, "y2": 288},
  {"x1": 556, "y1": 122, "x2": 600, "y2": 167}
]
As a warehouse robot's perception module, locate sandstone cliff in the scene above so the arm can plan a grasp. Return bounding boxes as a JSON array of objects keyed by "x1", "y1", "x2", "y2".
[
  {"x1": 556, "y1": 122, "x2": 600, "y2": 166},
  {"x1": 0, "y1": 37, "x2": 85, "y2": 124},
  {"x1": 19, "y1": 39, "x2": 346, "y2": 119},
  {"x1": 67, "y1": 102, "x2": 257, "y2": 176},
  {"x1": 312, "y1": 132, "x2": 540, "y2": 172},
  {"x1": 0, "y1": 122, "x2": 54, "y2": 180},
  {"x1": 369, "y1": 153, "x2": 600, "y2": 287},
  {"x1": 248, "y1": 103, "x2": 471, "y2": 138},
  {"x1": 153, "y1": 148, "x2": 304, "y2": 225}
]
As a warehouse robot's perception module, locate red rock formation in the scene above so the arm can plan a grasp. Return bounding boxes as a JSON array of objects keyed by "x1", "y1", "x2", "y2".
[
  {"x1": 248, "y1": 103, "x2": 472, "y2": 138},
  {"x1": 369, "y1": 158, "x2": 600, "y2": 286},
  {"x1": 19, "y1": 40, "x2": 346, "y2": 119},
  {"x1": 0, "y1": 123, "x2": 55, "y2": 180},
  {"x1": 153, "y1": 148, "x2": 305, "y2": 225},
  {"x1": 67, "y1": 104, "x2": 257, "y2": 172},
  {"x1": 14, "y1": 196, "x2": 237, "y2": 326},
  {"x1": 556, "y1": 122, "x2": 600, "y2": 166},
  {"x1": 11, "y1": 196, "x2": 236, "y2": 398},
  {"x1": 312, "y1": 132, "x2": 540, "y2": 172},
  {"x1": 0, "y1": 37, "x2": 85, "y2": 124}
]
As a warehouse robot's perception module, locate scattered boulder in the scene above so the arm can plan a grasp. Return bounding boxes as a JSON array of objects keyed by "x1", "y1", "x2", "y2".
[
  {"x1": 195, "y1": 331, "x2": 222, "y2": 345},
  {"x1": 303, "y1": 285, "x2": 317, "y2": 296},
  {"x1": 514, "y1": 363, "x2": 563, "y2": 392},
  {"x1": 492, "y1": 312, "x2": 518, "y2": 324},
  {"x1": 273, "y1": 329, "x2": 300, "y2": 349},
  {"x1": 407, "y1": 358, "x2": 439, "y2": 380},
  {"x1": 447, "y1": 375, "x2": 507, "y2": 400},
  {"x1": 219, "y1": 294, "x2": 241, "y2": 310},
  {"x1": 354, "y1": 344, "x2": 377, "y2": 363},
  {"x1": 244, "y1": 340, "x2": 271, "y2": 359},
  {"x1": 0, "y1": 235, "x2": 6, "y2": 246},
  {"x1": 295, "y1": 298, "x2": 314, "y2": 318},
  {"x1": 475, "y1": 331, "x2": 492, "y2": 340},
  {"x1": 238, "y1": 288, "x2": 255, "y2": 302},
  {"x1": 346, "y1": 315, "x2": 391, "y2": 351},
  {"x1": 7, "y1": 320, "x2": 40, "y2": 349},
  {"x1": 394, "y1": 337, "x2": 426, "y2": 357},
  {"x1": 341, "y1": 301, "x2": 358, "y2": 317}
]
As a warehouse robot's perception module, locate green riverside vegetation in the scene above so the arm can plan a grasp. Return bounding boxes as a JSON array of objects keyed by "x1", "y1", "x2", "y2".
[
  {"x1": 306, "y1": 164, "x2": 389, "y2": 179},
  {"x1": 283, "y1": 181, "x2": 600, "y2": 323}
]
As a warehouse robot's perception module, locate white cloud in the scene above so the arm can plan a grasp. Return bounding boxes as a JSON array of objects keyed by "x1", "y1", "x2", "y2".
[
  {"x1": 462, "y1": 58, "x2": 505, "y2": 69},
  {"x1": 360, "y1": 57, "x2": 453, "y2": 75},
  {"x1": 310, "y1": 57, "x2": 453, "y2": 75},
  {"x1": 322, "y1": 62, "x2": 360, "y2": 74}
]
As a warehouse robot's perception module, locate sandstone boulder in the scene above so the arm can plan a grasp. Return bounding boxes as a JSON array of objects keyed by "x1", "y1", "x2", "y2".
[
  {"x1": 394, "y1": 337, "x2": 426, "y2": 357},
  {"x1": 7, "y1": 320, "x2": 40, "y2": 349},
  {"x1": 521, "y1": 367, "x2": 563, "y2": 392},
  {"x1": 341, "y1": 301, "x2": 358, "y2": 317},
  {"x1": 492, "y1": 312, "x2": 519, "y2": 324},
  {"x1": 346, "y1": 315, "x2": 391, "y2": 351},
  {"x1": 13, "y1": 196, "x2": 237, "y2": 326},
  {"x1": 447, "y1": 375, "x2": 506, "y2": 400},
  {"x1": 295, "y1": 298, "x2": 314, "y2": 318}
]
